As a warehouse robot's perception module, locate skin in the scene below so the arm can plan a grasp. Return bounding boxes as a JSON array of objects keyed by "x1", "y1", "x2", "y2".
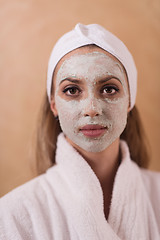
[{"x1": 50, "y1": 46, "x2": 130, "y2": 220}]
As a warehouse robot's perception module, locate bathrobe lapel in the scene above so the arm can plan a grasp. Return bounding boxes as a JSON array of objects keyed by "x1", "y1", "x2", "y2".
[{"x1": 52, "y1": 133, "x2": 159, "y2": 239}]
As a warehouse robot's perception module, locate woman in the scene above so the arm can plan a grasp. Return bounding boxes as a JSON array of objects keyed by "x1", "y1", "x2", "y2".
[{"x1": 0, "y1": 23, "x2": 160, "y2": 239}]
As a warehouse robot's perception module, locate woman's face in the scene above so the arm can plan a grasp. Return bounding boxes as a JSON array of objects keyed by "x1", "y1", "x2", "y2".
[{"x1": 51, "y1": 46, "x2": 129, "y2": 152}]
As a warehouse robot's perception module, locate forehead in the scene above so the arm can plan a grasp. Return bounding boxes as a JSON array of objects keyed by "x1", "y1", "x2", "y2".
[{"x1": 53, "y1": 45, "x2": 128, "y2": 84}]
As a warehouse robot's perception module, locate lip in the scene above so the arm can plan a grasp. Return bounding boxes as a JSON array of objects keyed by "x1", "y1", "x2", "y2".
[{"x1": 80, "y1": 124, "x2": 107, "y2": 138}]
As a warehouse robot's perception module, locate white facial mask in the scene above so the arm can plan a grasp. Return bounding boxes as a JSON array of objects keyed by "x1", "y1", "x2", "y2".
[{"x1": 54, "y1": 51, "x2": 129, "y2": 152}]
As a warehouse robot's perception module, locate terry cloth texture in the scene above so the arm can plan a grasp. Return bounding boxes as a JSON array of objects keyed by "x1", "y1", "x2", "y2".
[
  {"x1": 0, "y1": 133, "x2": 160, "y2": 239},
  {"x1": 47, "y1": 23, "x2": 137, "y2": 109}
]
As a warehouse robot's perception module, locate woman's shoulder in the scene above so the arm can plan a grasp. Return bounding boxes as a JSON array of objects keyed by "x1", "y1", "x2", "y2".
[
  {"x1": 0, "y1": 164, "x2": 59, "y2": 207},
  {"x1": 0, "y1": 173, "x2": 46, "y2": 215},
  {"x1": 140, "y1": 168, "x2": 160, "y2": 192},
  {"x1": 0, "y1": 174, "x2": 44, "y2": 239},
  {"x1": 140, "y1": 168, "x2": 160, "y2": 222},
  {"x1": 0, "y1": 167, "x2": 62, "y2": 239}
]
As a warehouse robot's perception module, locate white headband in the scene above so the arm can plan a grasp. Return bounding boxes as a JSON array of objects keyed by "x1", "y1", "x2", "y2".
[{"x1": 47, "y1": 23, "x2": 137, "y2": 109}]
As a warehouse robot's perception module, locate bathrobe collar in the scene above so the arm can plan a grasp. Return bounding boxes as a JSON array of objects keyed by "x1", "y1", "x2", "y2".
[{"x1": 54, "y1": 133, "x2": 159, "y2": 239}]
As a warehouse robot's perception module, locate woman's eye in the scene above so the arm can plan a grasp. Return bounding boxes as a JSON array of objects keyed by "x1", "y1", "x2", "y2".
[
  {"x1": 63, "y1": 86, "x2": 81, "y2": 96},
  {"x1": 101, "y1": 86, "x2": 119, "y2": 96}
]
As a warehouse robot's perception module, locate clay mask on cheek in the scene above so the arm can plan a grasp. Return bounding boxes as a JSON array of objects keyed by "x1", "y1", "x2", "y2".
[{"x1": 54, "y1": 52, "x2": 129, "y2": 152}]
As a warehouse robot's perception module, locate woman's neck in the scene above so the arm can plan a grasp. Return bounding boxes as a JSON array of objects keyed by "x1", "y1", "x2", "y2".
[
  {"x1": 66, "y1": 137, "x2": 121, "y2": 220},
  {"x1": 67, "y1": 137, "x2": 120, "y2": 186}
]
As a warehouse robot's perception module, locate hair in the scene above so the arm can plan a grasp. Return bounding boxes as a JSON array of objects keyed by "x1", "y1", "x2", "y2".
[{"x1": 35, "y1": 93, "x2": 150, "y2": 175}]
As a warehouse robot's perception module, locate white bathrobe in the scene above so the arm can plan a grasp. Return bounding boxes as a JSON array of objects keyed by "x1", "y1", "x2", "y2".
[{"x1": 0, "y1": 133, "x2": 160, "y2": 239}]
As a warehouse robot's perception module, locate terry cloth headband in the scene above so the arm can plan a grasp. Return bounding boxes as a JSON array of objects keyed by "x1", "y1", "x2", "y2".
[{"x1": 47, "y1": 23, "x2": 137, "y2": 109}]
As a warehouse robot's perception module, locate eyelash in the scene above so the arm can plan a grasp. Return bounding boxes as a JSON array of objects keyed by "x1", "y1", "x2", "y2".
[
  {"x1": 62, "y1": 86, "x2": 82, "y2": 96},
  {"x1": 62, "y1": 85, "x2": 119, "y2": 97},
  {"x1": 100, "y1": 85, "x2": 119, "y2": 95}
]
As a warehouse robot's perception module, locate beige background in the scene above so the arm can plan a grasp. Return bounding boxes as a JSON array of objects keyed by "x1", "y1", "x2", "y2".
[{"x1": 0, "y1": 0, "x2": 160, "y2": 197}]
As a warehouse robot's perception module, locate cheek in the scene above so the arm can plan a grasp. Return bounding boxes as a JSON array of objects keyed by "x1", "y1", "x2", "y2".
[
  {"x1": 55, "y1": 96, "x2": 81, "y2": 121},
  {"x1": 108, "y1": 97, "x2": 129, "y2": 130},
  {"x1": 102, "y1": 96, "x2": 128, "y2": 129}
]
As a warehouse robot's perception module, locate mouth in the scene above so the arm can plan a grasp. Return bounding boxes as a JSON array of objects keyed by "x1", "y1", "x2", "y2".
[{"x1": 79, "y1": 124, "x2": 107, "y2": 138}]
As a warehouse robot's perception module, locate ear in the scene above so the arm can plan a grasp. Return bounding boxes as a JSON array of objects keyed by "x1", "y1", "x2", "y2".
[
  {"x1": 50, "y1": 95, "x2": 58, "y2": 117},
  {"x1": 127, "y1": 99, "x2": 131, "y2": 113},
  {"x1": 127, "y1": 105, "x2": 131, "y2": 113}
]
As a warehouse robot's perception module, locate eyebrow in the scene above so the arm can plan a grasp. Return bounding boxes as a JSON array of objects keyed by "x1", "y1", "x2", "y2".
[
  {"x1": 59, "y1": 76, "x2": 122, "y2": 85},
  {"x1": 96, "y1": 76, "x2": 122, "y2": 84},
  {"x1": 59, "y1": 78, "x2": 82, "y2": 85}
]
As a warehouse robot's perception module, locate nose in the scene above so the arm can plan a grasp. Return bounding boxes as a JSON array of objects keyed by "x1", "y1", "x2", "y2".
[{"x1": 82, "y1": 99, "x2": 102, "y2": 117}]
